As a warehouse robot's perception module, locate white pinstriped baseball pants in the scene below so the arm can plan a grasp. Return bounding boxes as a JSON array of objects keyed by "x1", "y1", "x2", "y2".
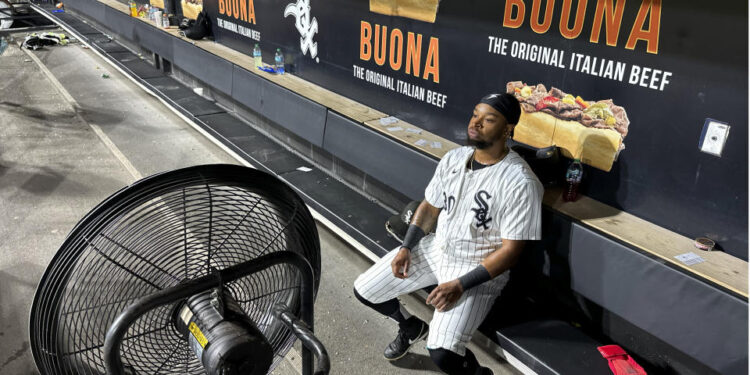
[{"x1": 353, "y1": 234, "x2": 504, "y2": 356}]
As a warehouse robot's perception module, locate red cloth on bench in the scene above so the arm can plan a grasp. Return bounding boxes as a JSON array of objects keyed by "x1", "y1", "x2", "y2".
[{"x1": 598, "y1": 345, "x2": 647, "y2": 375}]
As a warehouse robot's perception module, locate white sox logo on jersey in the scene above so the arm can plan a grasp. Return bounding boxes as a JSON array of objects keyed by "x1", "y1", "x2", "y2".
[
  {"x1": 471, "y1": 191, "x2": 492, "y2": 230},
  {"x1": 284, "y1": 0, "x2": 319, "y2": 62}
]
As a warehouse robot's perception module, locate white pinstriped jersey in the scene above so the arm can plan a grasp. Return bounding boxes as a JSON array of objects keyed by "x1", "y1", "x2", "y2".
[
  {"x1": 354, "y1": 146, "x2": 544, "y2": 355},
  {"x1": 424, "y1": 146, "x2": 543, "y2": 265}
]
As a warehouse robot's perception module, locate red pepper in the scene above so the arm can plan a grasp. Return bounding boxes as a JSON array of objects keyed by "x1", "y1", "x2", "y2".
[{"x1": 535, "y1": 95, "x2": 559, "y2": 111}]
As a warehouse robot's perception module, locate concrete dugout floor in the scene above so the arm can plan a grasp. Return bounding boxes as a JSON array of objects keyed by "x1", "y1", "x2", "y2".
[{"x1": 0, "y1": 30, "x2": 518, "y2": 375}]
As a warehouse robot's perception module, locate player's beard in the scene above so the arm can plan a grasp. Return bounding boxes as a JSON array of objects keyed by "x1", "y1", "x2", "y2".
[{"x1": 466, "y1": 130, "x2": 494, "y2": 149}]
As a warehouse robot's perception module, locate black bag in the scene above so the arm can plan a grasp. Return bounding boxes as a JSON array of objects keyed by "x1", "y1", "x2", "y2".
[
  {"x1": 178, "y1": 17, "x2": 194, "y2": 30},
  {"x1": 183, "y1": 10, "x2": 211, "y2": 40}
]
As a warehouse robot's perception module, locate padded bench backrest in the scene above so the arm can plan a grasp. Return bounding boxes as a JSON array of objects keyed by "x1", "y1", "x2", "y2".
[{"x1": 536, "y1": 210, "x2": 748, "y2": 375}]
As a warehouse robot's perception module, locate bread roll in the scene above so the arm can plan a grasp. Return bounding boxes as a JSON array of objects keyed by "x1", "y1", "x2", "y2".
[
  {"x1": 513, "y1": 109, "x2": 622, "y2": 172},
  {"x1": 181, "y1": 0, "x2": 202, "y2": 20},
  {"x1": 512, "y1": 111, "x2": 555, "y2": 149},
  {"x1": 369, "y1": 0, "x2": 440, "y2": 23}
]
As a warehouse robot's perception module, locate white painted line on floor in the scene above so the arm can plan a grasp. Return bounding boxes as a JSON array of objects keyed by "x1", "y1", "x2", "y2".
[
  {"x1": 21, "y1": 49, "x2": 77, "y2": 106},
  {"x1": 21, "y1": 45, "x2": 142, "y2": 181},
  {"x1": 29, "y1": 4, "x2": 253, "y2": 174},
  {"x1": 32, "y1": 4, "x2": 383, "y2": 265},
  {"x1": 88, "y1": 123, "x2": 142, "y2": 180}
]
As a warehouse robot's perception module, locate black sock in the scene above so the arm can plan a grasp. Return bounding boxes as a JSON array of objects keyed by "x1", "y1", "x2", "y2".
[
  {"x1": 353, "y1": 287, "x2": 407, "y2": 324},
  {"x1": 428, "y1": 347, "x2": 481, "y2": 375}
]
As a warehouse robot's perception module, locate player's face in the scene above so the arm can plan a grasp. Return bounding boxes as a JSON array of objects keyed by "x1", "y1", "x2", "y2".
[{"x1": 467, "y1": 103, "x2": 509, "y2": 149}]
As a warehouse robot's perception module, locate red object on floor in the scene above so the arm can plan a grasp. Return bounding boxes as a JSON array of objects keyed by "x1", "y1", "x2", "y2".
[{"x1": 598, "y1": 345, "x2": 647, "y2": 375}]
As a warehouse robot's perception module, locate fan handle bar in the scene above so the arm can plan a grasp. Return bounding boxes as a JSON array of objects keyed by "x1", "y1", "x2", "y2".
[
  {"x1": 272, "y1": 304, "x2": 330, "y2": 375},
  {"x1": 103, "y1": 251, "x2": 325, "y2": 375}
]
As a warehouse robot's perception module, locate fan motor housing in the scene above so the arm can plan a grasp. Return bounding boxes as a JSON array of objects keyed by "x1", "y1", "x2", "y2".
[{"x1": 175, "y1": 289, "x2": 274, "y2": 375}]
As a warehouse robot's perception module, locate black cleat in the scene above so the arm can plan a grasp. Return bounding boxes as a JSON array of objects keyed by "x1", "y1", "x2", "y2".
[
  {"x1": 478, "y1": 366, "x2": 494, "y2": 375},
  {"x1": 384, "y1": 317, "x2": 428, "y2": 361}
]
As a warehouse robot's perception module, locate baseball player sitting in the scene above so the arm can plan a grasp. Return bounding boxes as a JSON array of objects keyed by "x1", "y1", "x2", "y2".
[{"x1": 353, "y1": 93, "x2": 544, "y2": 375}]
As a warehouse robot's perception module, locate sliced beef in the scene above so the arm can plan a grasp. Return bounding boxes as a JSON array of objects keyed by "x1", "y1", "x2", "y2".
[
  {"x1": 580, "y1": 114, "x2": 596, "y2": 127},
  {"x1": 507, "y1": 81, "x2": 524, "y2": 93},
  {"x1": 520, "y1": 103, "x2": 536, "y2": 113},
  {"x1": 548, "y1": 87, "x2": 565, "y2": 99},
  {"x1": 558, "y1": 102, "x2": 580, "y2": 112},
  {"x1": 540, "y1": 108, "x2": 556, "y2": 116},
  {"x1": 610, "y1": 103, "x2": 630, "y2": 137},
  {"x1": 545, "y1": 100, "x2": 563, "y2": 112},
  {"x1": 528, "y1": 92, "x2": 547, "y2": 105},
  {"x1": 559, "y1": 109, "x2": 583, "y2": 121}
]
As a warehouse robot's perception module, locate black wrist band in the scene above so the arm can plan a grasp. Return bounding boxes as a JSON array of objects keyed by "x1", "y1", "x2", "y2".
[
  {"x1": 458, "y1": 265, "x2": 491, "y2": 291},
  {"x1": 401, "y1": 224, "x2": 425, "y2": 251}
]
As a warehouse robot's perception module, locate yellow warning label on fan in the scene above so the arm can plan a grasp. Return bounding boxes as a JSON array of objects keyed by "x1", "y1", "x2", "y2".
[{"x1": 188, "y1": 322, "x2": 208, "y2": 348}]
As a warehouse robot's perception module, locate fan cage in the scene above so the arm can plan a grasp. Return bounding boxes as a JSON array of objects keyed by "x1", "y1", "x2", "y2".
[{"x1": 30, "y1": 165, "x2": 321, "y2": 375}]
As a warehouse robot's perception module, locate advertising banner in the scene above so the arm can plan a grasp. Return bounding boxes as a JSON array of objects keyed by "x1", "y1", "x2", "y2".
[{"x1": 204, "y1": 0, "x2": 748, "y2": 258}]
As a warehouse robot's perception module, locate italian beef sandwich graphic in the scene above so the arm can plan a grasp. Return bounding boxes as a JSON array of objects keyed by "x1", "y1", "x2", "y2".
[{"x1": 507, "y1": 81, "x2": 630, "y2": 172}]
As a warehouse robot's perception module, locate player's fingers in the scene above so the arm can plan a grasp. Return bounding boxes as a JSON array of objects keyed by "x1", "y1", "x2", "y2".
[
  {"x1": 441, "y1": 294, "x2": 456, "y2": 311},
  {"x1": 426, "y1": 289, "x2": 437, "y2": 305},
  {"x1": 443, "y1": 298, "x2": 454, "y2": 312},
  {"x1": 436, "y1": 299, "x2": 447, "y2": 312},
  {"x1": 429, "y1": 290, "x2": 445, "y2": 307},
  {"x1": 403, "y1": 258, "x2": 410, "y2": 278},
  {"x1": 391, "y1": 261, "x2": 403, "y2": 279}
]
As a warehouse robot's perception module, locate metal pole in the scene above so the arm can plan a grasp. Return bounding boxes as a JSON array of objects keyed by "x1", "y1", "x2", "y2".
[{"x1": 272, "y1": 304, "x2": 330, "y2": 375}]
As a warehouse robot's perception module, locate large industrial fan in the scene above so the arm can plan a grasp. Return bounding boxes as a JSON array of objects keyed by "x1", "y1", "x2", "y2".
[{"x1": 30, "y1": 164, "x2": 330, "y2": 375}]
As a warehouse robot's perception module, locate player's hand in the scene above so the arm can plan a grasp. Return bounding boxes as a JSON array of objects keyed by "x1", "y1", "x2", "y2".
[
  {"x1": 391, "y1": 247, "x2": 411, "y2": 279},
  {"x1": 426, "y1": 279, "x2": 464, "y2": 312}
]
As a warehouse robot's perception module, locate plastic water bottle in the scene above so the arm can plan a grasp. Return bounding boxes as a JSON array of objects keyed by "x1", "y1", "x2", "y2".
[
  {"x1": 253, "y1": 44, "x2": 262, "y2": 68},
  {"x1": 274, "y1": 48, "x2": 284, "y2": 74},
  {"x1": 563, "y1": 159, "x2": 583, "y2": 202},
  {"x1": 162, "y1": 13, "x2": 169, "y2": 28}
]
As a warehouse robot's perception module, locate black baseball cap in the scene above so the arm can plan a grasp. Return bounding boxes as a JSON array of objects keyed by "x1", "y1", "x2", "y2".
[{"x1": 385, "y1": 200, "x2": 421, "y2": 241}]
